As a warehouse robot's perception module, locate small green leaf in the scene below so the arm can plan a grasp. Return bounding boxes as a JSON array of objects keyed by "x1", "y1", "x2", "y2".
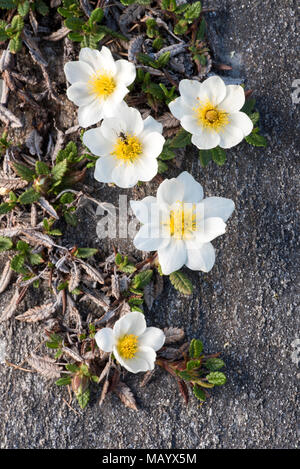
[
  {"x1": 51, "y1": 159, "x2": 68, "y2": 181},
  {"x1": 156, "y1": 51, "x2": 170, "y2": 68},
  {"x1": 18, "y1": 188, "x2": 40, "y2": 204},
  {"x1": 29, "y1": 253, "x2": 43, "y2": 265},
  {"x1": 184, "y1": 1, "x2": 202, "y2": 21},
  {"x1": 11, "y1": 253, "x2": 26, "y2": 273},
  {"x1": 169, "y1": 270, "x2": 193, "y2": 295},
  {"x1": 76, "y1": 388, "x2": 90, "y2": 409},
  {"x1": 199, "y1": 149, "x2": 212, "y2": 167},
  {"x1": 193, "y1": 384, "x2": 206, "y2": 401},
  {"x1": 115, "y1": 253, "x2": 122, "y2": 265},
  {"x1": 186, "y1": 359, "x2": 201, "y2": 370},
  {"x1": 241, "y1": 97, "x2": 256, "y2": 115},
  {"x1": 132, "y1": 270, "x2": 153, "y2": 289},
  {"x1": 189, "y1": 338, "x2": 203, "y2": 359},
  {"x1": 11, "y1": 15, "x2": 24, "y2": 33},
  {"x1": 60, "y1": 192, "x2": 75, "y2": 204},
  {"x1": 0, "y1": 202, "x2": 13, "y2": 215},
  {"x1": 35, "y1": 161, "x2": 50, "y2": 176},
  {"x1": 245, "y1": 128, "x2": 267, "y2": 147},
  {"x1": 169, "y1": 129, "x2": 192, "y2": 148},
  {"x1": 204, "y1": 358, "x2": 225, "y2": 371},
  {"x1": 18, "y1": 1, "x2": 30, "y2": 17},
  {"x1": 174, "y1": 19, "x2": 188, "y2": 35},
  {"x1": 35, "y1": 0, "x2": 49, "y2": 16},
  {"x1": 65, "y1": 363, "x2": 80, "y2": 373},
  {"x1": 13, "y1": 162, "x2": 35, "y2": 182},
  {"x1": 89, "y1": 7, "x2": 104, "y2": 24},
  {"x1": 211, "y1": 146, "x2": 227, "y2": 166},
  {"x1": 16, "y1": 240, "x2": 29, "y2": 252},
  {"x1": 206, "y1": 371, "x2": 227, "y2": 386},
  {"x1": 74, "y1": 248, "x2": 98, "y2": 259},
  {"x1": 157, "y1": 160, "x2": 168, "y2": 174},
  {"x1": 0, "y1": 236, "x2": 13, "y2": 252},
  {"x1": 56, "y1": 376, "x2": 72, "y2": 386}
]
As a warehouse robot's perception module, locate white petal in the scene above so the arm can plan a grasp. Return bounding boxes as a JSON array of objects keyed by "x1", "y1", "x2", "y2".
[
  {"x1": 79, "y1": 48, "x2": 102, "y2": 72},
  {"x1": 185, "y1": 240, "x2": 215, "y2": 272},
  {"x1": 229, "y1": 112, "x2": 253, "y2": 136},
  {"x1": 191, "y1": 128, "x2": 220, "y2": 150},
  {"x1": 122, "y1": 106, "x2": 144, "y2": 135},
  {"x1": 130, "y1": 196, "x2": 157, "y2": 224},
  {"x1": 113, "y1": 311, "x2": 146, "y2": 338},
  {"x1": 115, "y1": 59, "x2": 136, "y2": 87},
  {"x1": 200, "y1": 197, "x2": 235, "y2": 222},
  {"x1": 195, "y1": 216, "x2": 226, "y2": 243},
  {"x1": 77, "y1": 99, "x2": 104, "y2": 128},
  {"x1": 176, "y1": 171, "x2": 204, "y2": 203},
  {"x1": 100, "y1": 116, "x2": 124, "y2": 141},
  {"x1": 102, "y1": 85, "x2": 129, "y2": 117},
  {"x1": 181, "y1": 114, "x2": 201, "y2": 135},
  {"x1": 67, "y1": 83, "x2": 94, "y2": 106},
  {"x1": 158, "y1": 239, "x2": 187, "y2": 275},
  {"x1": 139, "y1": 327, "x2": 165, "y2": 351},
  {"x1": 218, "y1": 123, "x2": 244, "y2": 149},
  {"x1": 94, "y1": 155, "x2": 116, "y2": 183},
  {"x1": 83, "y1": 128, "x2": 113, "y2": 156},
  {"x1": 111, "y1": 162, "x2": 138, "y2": 188},
  {"x1": 135, "y1": 156, "x2": 158, "y2": 182},
  {"x1": 157, "y1": 178, "x2": 184, "y2": 206},
  {"x1": 179, "y1": 79, "x2": 202, "y2": 107},
  {"x1": 141, "y1": 132, "x2": 165, "y2": 158},
  {"x1": 219, "y1": 85, "x2": 245, "y2": 113},
  {"x1": 199, "y1": 76, "x2": 226, "y2": 106},
  {"x1": 95, "y1": 328, "x2": 114, "y2": 352},
  {"x1": 133, "y1": 223, "x2": 170, "y2": 251},
  {"x1": 64, "y1": 61, "x2": 93, "y2": 84},
  {"x1": 168, "y1": 96, "x2": 192, "y2": 120},
  {"x1": 114, "y1": 345, "x2": 155, "y2": 373},
  {"x1": 143, "y1": 116, "x2": 163, "y2": 136}
]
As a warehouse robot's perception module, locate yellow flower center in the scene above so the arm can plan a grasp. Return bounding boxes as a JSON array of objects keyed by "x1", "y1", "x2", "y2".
[
  {"x1": 117, "y1": 334, "x2": 138, "y2": 359},
  {"x1": 194, "y1": 99, "x2": 229, "y2": 132},
  {"x1": 88, "y1": 72, "x2": 116, "y2": 99},
  {"x1": 168, "y1": 202, "x2": 197, "y2": 239},
  {"x1": 111, "y1": 133, "x2": 142, "y2": 163}
]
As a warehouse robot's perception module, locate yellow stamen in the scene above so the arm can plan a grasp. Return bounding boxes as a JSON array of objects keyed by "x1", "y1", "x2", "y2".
[
  {"x1": 88, "y1": 71, "x2": 116, "y2": 99},
  {"x1": 168, "y1": 202, "x2": 197, "y2": 240},
  {"x1": 111, "y1": 133, "x2": 142, "y2": 163},
  {"x1": 194, "y1": 99, "x2": 229, "y2": 132},
  {"x1": 117, "y1": 334, "x2": 138, "y2": 359}
]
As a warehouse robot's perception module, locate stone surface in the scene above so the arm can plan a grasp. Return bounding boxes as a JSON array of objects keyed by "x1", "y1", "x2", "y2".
[{"x1": 0, "y1": 0, "x2": 299, "y2": 449}]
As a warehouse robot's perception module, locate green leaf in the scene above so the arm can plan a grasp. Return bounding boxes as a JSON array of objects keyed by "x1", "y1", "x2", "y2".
[
  {"x1": 245, "y1": 128, "x2": 267, "y2": 147},
  {"x1": 0, "y1": 0, "x2": 15, "y2": 9},
  {"x1": 189, "y1": 338, "x2": 203, "y2": 359},
  {"x1": 115, "y1": 253, "x2": 122, "y2": 265},
  {"x1": 152, "y1": 36, "x2": 164, "y2": 51},
  {"x1": 11, "y1": 253, "x2": 26, "y2": 273},
  {"x1": 241, "y1": 97, "x2": 256, "y2": 115},
  {"x1": 0, "y1": 236, "x2": 13, "y2": 252},
  {"x1": 16, "y1": 240, "x2": 29, "y2": 252},
  {"x1": 65, "y1": 363, "x2": 80, "y2": 373},
  {"x1": 18, "y1": 188, "x2": 40, "y2": 204},
  {"x1": 35, "y1": 0, "x2": 49, "y2": 15},
  {"x1": 132, "y1": 270, "x2": 153, "y2": 289},
  {"x1": 199, "y1": 149, "x2": 212, "y2": 167},
  {"x1": 156, "y1": 51, "x2": 170, "y2": 68},
  {"x1": 56, "y1": 376, "x2": 72, "y2": 386},
  {"x1": 0, "y1": 30, "x2": 9, "y2": 41},
  {"x1": 186, "y1": 359, "x2": 201, "y2": 370},
  {"x1": 157, "y1": 160, "x2": 168, "y2": 174},
  {"x1": 169, "y1": 129, "x2": 192, "y2": 148},
  {"x1": 128, "y1": 297, "x2": 144, "y2": 306},
  {"x1": 159, "y1": 145, "x2": 176, "y2": 160},
  {"x1": 64, "y1": 211, "x2": 77, "y2": 226},
  {"x1": 249, "y1": 112, "x2": 260, "y2": 126},
  {"x1": 206, "y1": 371, "x2": 227, "y2": 386},
  {"x1": 65, "y1": 17, "x2": 85, "y2": 32},
  {"x1": 13, "y1": 162, "x2": 35, "y2": 182},
  {"x1": 193, "y1": 384, "x2": 206, "y2": 401},
  {"x1": 51, "y1": 159, "x2": 68, "y2": 181},
  {"x1": 211, "y1": 146, "x2": 227, "y2": 166},
  {"x1": 89, "y1": 7, "x2": 104, "y2": 25},
  {"x1": 76, "y1": 388, "x2": 90, "y2": 409},
  {"x1": 174, "y1": 19, "x2": 188, "y2": 35},
  {"x1": 184, "y1": 1, "x2": 202, "y2": 21},
  {"x1": 0, "y1": 202, "x2": 13, "y2": 214},
  {"x1": 204, "y1": 358, "x2": 225, "y2": 371},
  {"x1": 35, "y1": 161, "x2": 50, "y2": 176},
  {"x1": 74, "y1": 247, "x2": 98, "y2": 259},
  {"x1": 18, "y1": 1, "x2": 30, "y2": 17},
  {"x1": 11, "y1": 15, "x2": 24, "y2": 33},
  {"x1": 197, "y1": 17, "x2": 206, "y2": 40},
  {"x1": 169, "y1": 270, "x2": 193, "y2": 295},
  {"x1": 29, "y1": 253, "x2": 43, "y2": 265},
  {"x1": 60, "y1": 192, "x2": 75, "y2": 204}
]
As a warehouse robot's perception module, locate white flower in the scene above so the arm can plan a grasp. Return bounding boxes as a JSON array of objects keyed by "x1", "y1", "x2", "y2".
[
  {"x1": 169, "y1": 76, "x2": 253, "y2": 150},
  {"x1": 95, "y1": 311, "x2": 165, "y2": 373},
  {"x1": 83, "y1": 103, "x2": 165, "y2": 188},
  {"x1": 131, "y1": 171, "x2": 235, "y2": 275},
  {"x1": 64, "y1": 46, "x2": 136, "y2": 128}
]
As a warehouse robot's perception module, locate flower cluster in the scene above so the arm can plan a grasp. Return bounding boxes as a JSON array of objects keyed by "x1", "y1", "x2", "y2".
[{"x1": 64, "y1": 47, "x2": 239, "y2": 374}]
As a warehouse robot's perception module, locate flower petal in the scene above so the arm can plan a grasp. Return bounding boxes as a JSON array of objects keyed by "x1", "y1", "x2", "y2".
[
  {"x1": 157, "y1": 178, "x2": 184, "y2": 206},
  {"x1": 218, "y1": 122, "x2": 244, "y2": 149},
  {"x1": 113, "y1": 311, "x2": 146, "y2": 338},
  {"x1": 79, "y1": 48, "x2": 102, "y2": 72},
  {"x1": 101, "y1": 85, "x2": 129, "y2": 118},
  {"x1": 191, "y1": 128, "x2": 220, "y2": 150},
  {"x1": 77, "y1": 99, "x2": 104, "y2": 128},
  {"x1": 64, "y1": 61, "x2": 93, "y2": 84},
  {"x1": 135, "y1": 155, "x2": 158, "y2": 182},
  {"x1": 181, "y1": 114, "x2": 201, "y2": 135},
  {"x1": 185, "y1": 240, "x2": 216, "y2": 272},
  {"x1": 176, "y1": 171, "x2": 204, "y2": 203},
  {"x1": 66, "y1": 82, "x2": 94, "y2": 106},
  {"x1": 168, "y1": 96, "x2": 192, "y2": 120},
  {"x1": 83, "y1": 127, "x2": 113, "y2": 156},
  {"x1": 219, "y1": 85, "x2": 245, "y2": 113},
  {"x1": 115, "y1": 59, "x2": 136, "y2": 87},
  {"x1": 95, "y1": 328, "x2": 114, "y2": 352},
  {"x1": 199, "y1": 75, "x2": 226, "y2": 106},
  {"x1": 229, "y1": 111, "x2": 253, "y2": 137},
  {"x1": 97, "y1": 46, "x2": 116, "y2": 74},
  {"x1": 133, "y1": 223, "x2": 170, "y2": 251},
  {"x1": 141, "y1": 132, "x2": 165, "y2": 158},
  {"x1": 130, "y1": 196, "x2": 158, "y2": 224},
  {"x1": 200, "y1": 197, "x2": 235, "y2": 222},
  {"x1": 195, "y1": 216, "x2": 226, "y2": 243},
  {"x1": 114, "y1": 345, "x2": 156, "y2": 373},
  {"x1": 158, "y1": 239, "x2": 187, "y2": 275},
  {"x1": 111, "y1": 162, "x2": 138, "y2": 188},
  {"x1": 122, "y1": 106, "x2": 144, "y2": 135},
  {"x1": 139, "y1": 327, "x2": 165, "y2": 351},
  {"x1": 94, "y1": 155, "x2": 116, "y2": 183},
  {"x1": 179, "y1": 79, "x2": 202, "y2": 107},
  {"x1": 143, "y1": 115, "x2": 163, "y2": 136}
]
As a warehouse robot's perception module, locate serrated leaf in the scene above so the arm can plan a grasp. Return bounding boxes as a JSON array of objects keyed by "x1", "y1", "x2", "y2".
[
  {"x1": 157, "y1": 160, "x2": 168, "y2": 174},
  {"x1": 193, "y1": 384, "x2": 206, "y2": 401},
  {"x1": 169, "y1": 270, "x2": 193, "y2": 295},
  {"x1": 10, "y1": 253, "x2": 25, "y2": 273},
  {"x1": 56, "y1": 376, "x2": 72, "y2": 386},
  {"x1": 156, "y1": 51, "x2": 170, "y2": 68},
  {"x1": 0, "y1": 0, "x2": 15, "y2": 9},
  {"x1": 89, "y1": 7, "x2": 104, "y2": 24},
  {"x1": 245, "y1": 129, "x2": 267, "y2": 147},
  {"x1": 199, "y1": 149, "x2": 212, "y2": 167},
  {"x1": 169, "y1": 129, "x2": 192, "y2": 148},
  {"x1": 76, "y1": 388, "x2": 90, "y2": 409},
  {"x1": 174, "y1": 19, "x2": 188, "y2": 35},
  {"x1": 184, "y1": 1, "x2": 202, "y2": 21},
  {"x1": 18, "y1": 1, "x2": 30, "y2": 17},
  {"x1": 51, "y1": 159, "x2": 68, "y2": 181},
  {"x1": 241, "y1": 97, "x2": 256, "y2": 115},
  {"x1": 29, "y1": 253, "x2": 43, "y2": 265},
  {"x1": 211, "y1": 146, "x2": 226, "y2": 166},
  {"x1": 0, "y1": 202, "x2": 13, "y2": 214},
  {"x1": 18, "y1": 188, "x2": 40, "y2": 204},
  {"x1": 132, "y1": 270, "x2": 153, "y2": 289},
  {"x1": 13, "y1": 162, "x2": 35, "y2": 182},
  {"x1": 35, "y1": 161, "x2": 50, "y2": 176},
  {"x1": 113, "y1": 382, "x2": 138, "y2": 410},
  {"x1": 11, "y1": 15, "x2": 24, "y2": 33},
  {"x1": 189, "y1": 338, "x2": 203, "y2": 358},
  {"x1": 0, "y1": 236, "x2": 13, "y2": 252},
  {"x1": 186, "y1": 359, "x2": 201, "y2": 370},
  {"x1": 206, "y1": 371, "x2": 227, "y2": 386},
  {"x1": 204, "y1": 358, "x2": 225, "y2": 371},
  {"x1": 74, "y1": 248, "x2": 98, "y2": 259}
]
